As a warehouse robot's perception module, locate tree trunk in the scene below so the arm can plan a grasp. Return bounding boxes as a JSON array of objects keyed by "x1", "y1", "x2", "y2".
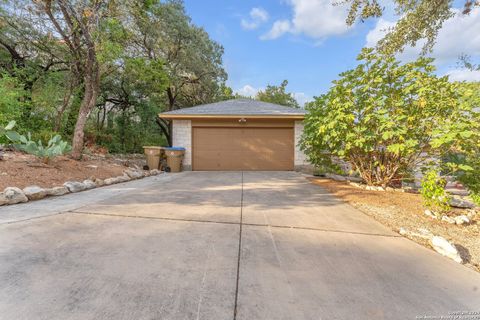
[{"x1": 71, "y1": 57, "x2": 99, "y2": 159}]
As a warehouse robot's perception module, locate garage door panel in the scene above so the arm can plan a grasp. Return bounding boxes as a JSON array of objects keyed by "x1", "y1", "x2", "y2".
[{"x1": 193, "y1": 127, "x2": 294, "y2": 171}]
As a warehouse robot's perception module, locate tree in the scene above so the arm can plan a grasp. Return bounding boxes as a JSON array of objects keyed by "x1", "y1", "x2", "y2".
[
  {"x1": 256, "y1": 80, "x2": 300, "y2": 108},
  {"x1": 1, "y1": 0, "x2": 127, "y2": 158},
  {"x1": 301, "y1": 48, "x2": 461, "y2": 187},
  {"x1": 344, "y1": 0, "x2": 479, "y2": 55},
  {"x1": 129, "y1": 0, "x2": 227, "y2": 145}
]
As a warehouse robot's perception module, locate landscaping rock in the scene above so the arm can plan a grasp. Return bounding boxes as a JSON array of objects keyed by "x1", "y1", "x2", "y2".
[
  {"x1": 454, "y1": 215, "x2": 470, "y2": 225},
  {"x1": 0, "y1": 193, "x2": 8, "y2": 206},
  {"x1": 103, "y1": 177, "x2": 118, "y2": 185},
  {"x1": 3, "y1": 187, "x2": 28, "y2": 204},
  {"x1": 45, "y1": 186, "x2": 69, "y2": 196},
  {"x1": 150, "y1": 169, "x2": 161, "y2": 175},
  {"x1": 124, "y1": 169, "x2": 143, "y2": 179},
  {"x1": 424, "y1": 209, "x2": 438, "y2": 219},
  {"x1": 22, "y1": 185, "x2": 47, "y2": 201},
  {"x1": 63, "y1": 181, "x2": 87, "y2": 193},
  {"x1": 94, "y1": 179, "x2": 105, "y2": 187},
  {"x1": 430, "y1": 236, "x2": 462, "y2": 263},
  {"x1": 116, "y1": 174, "x2": 131, "y2": 183},
  {"x1": 83, "y1": 179, "x2": 96, "y2": 189},
  {"x1": 441, "y1": 215, "x2": 456, "y2": 224},
  {"x1": 450, "y1": 197, "x2": 475, "y2": 209}
]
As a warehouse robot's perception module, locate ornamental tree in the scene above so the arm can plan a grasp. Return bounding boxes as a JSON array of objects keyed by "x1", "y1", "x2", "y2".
[{"x1": 301, "y1": 48, "x2": 461, "y2": 187}]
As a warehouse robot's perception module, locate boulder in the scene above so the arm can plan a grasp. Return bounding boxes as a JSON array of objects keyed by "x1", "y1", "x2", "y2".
[
  {"x1": 45, "y1": 186, "x2": 69, "y2": 196},
  {"x1": 94, "y1": 179, "x2": 105, "y2": 187},
  {"x1": 124, "y1": 169, "x2": 144, "y2": 179},
  {"x1": 150, "y1": 169, "x2": 161, "y2": 175},
  {"x1": 441, "y1": 215, "x2": 456, "y2": 224},
  {"x1": 103, "y1": 177, "x2": 117, "y2": 185},
  {"x1": 450, "y1": 197, "x2": 475, "y2": 209},
  {"x1": 22, "y1": 185, "x2": 47, "y2": 201},
  {"x1": 454, "y1": 215, "x2": 470, "y2": 225},
  {"x1": 430, "y1": 236, "x2": 462, "y2": 263},
  {"x1": 3, "y1": 187, "x2": 28, "y2": 204},
  {"x1": 83, "y1": 179, "x2": 96, "y2": 189},
  {"x1": 116, "y1": 174, "x2": 131, "y2": 183},
  {"x1": 63, "y1": 181, "x2": 87, "y2": 193}
]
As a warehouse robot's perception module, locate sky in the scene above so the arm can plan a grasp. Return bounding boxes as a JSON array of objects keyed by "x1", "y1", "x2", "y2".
[{"x1": 183, "y1": 0, "x2": 480, "y2": 106}]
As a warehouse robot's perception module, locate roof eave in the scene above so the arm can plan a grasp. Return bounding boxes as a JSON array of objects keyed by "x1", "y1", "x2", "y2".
[{"x1": 158, "y1": 114, "x2": 305, "y2": 120}]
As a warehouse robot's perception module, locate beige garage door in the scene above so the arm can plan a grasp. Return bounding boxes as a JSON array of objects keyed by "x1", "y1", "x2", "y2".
[{"x1": 192, "y1": 127, "x2": 294, "y2": 171}]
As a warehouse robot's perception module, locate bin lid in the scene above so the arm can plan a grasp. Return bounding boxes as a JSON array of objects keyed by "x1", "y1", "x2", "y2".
[
  {"x1": 165, "y1": 147, "x2": 186, "y2": 151},
  {"x1": 142, "y1": 146, "x2": 164, "y2": 149}
]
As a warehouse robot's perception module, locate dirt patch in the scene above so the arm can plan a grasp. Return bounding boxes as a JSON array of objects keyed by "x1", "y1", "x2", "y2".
[
  {"x1": 309, "y1": 177, "x2": 480, "y2": 272},
  {"x1": 0, "y1": 151, "x2": 147, "y2": 190}
]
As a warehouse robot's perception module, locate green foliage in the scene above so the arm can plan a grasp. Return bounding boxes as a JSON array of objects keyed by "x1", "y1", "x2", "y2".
[
  {"x1": 256, "y1": 80, "x2": 300, "y2": 108},
  {"x1": 0, "y1": 74, "x2": 25, "y2": 124},
  {"x1": 430, "y1": 82, "x2": 480, "y2": 203},
  {"x1": 8, "y1": 132, "x2": 71, "y2": 163},
  {"x1": 420, "y1": 168, "x2": 451, "y2": 214},
  {"x1": 301, "y1": 48, "x2": 459, "y2": 186},
  {"x1": 345, "y1": 0, "x2": 476, "y2": 55},
  {"x1": 1, "y1": 120, "x2": 17, "y2": 142}
]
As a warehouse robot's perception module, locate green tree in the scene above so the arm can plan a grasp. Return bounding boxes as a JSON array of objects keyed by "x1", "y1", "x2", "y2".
[
  {"x1": 130, "y1": 0, "x2": 227, "y2": 144},
  {"x1": 301, "y1": 48, "x2": 461, "y2": 187},
  {"x1": 256, "y1": 80, "x2": 300, "y2": 108},
  {"x1": 344, "y1": 0, "x2": 478, "y2": 55}
]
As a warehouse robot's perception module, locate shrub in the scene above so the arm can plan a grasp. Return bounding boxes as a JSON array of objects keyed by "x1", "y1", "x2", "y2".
[
  {"x1": 420, "y1": 168, "x2": 451, "y2": 215},
  {"x1": 8, "y1": 132, "x2": 71, "y2": 164},
  {"x1": 301, "y1": 48, "x2": 460, "y2": 187}
]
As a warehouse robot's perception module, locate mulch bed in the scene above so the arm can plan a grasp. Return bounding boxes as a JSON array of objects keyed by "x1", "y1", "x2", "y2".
[
  {"x1": 309, "y1": 177, "x2": 480, "y2": 272},
  {"x1": 0, "y1": 151, "x2": 144, "y2": 190}
]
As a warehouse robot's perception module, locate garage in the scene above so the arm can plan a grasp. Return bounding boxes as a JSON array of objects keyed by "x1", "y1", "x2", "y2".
[
  {"x1": 159, "y1": 99, "x2": 310, "y2": 171},
  {"x1": 192, "y1": 125, "x2": 294, "y2": 171}
]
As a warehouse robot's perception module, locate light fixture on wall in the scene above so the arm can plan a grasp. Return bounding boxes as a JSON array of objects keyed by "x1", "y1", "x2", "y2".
[{"x1": 238, "y1": 118, "x2": 247, "y2": 123}]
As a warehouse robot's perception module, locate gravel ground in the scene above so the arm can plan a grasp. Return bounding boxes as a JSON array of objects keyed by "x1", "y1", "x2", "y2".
[{"x1": 309, "y1": 178, "x2": 480, "y2": 272}]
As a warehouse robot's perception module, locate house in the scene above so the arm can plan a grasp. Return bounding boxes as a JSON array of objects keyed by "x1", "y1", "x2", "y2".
[{"x1": 158, "y1": 99, "x2": 310, "y2": 171}]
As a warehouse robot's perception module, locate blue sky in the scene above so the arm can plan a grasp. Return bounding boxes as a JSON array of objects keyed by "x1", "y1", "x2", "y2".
[{"x1": 184, "y1": 0, "x2": 480, "y2": 106}]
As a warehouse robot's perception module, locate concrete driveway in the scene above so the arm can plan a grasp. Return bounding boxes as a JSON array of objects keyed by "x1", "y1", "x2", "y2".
[{"x1": 0, "y1": 172, "x2": 479, "y2": 320}]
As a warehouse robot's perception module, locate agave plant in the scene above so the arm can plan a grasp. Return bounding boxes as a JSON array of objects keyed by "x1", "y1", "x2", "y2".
[{"x1": 7, "y1": 132, "x2": 72, "y2": 164}]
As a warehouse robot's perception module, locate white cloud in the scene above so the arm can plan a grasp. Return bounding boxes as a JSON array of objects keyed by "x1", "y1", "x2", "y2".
[
  {"x1": 260, "y1": 20, "x2": 291, "y2": 40},
  {"x1": 293, "y1": 92, "x2": 313, "y2": 107},
  {"x1": 366, "y1": 8, "x2": 480, "y2": 63},
  {"x1": 446, "y1": 69, "x2": 480, "y2": 82},
  {"x1": 261, "y1": 0, "x2": 351, "y2": 40},
  {"x1": 235, "y1": 85, "x2": 260, "y2": 97},
  {"x1": 241, "y1": 7, "x2": 269, "y2": 30}
]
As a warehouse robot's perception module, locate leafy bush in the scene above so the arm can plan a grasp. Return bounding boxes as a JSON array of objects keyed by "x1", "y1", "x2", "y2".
[
  {"x1": 301, "y1": 48, "x2": 461, "y2": 187},
  {"x1": 8, "y1": 132, "x2": 71, "y2": 164},
  {"x1": 420, "y1": 168, "x2": 451, "y2": 214}
]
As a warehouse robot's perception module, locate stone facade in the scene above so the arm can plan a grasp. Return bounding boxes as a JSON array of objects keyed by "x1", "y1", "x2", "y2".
[
  {"x1": 294, "y1": 120, "x2": 312, "y2": 172},
  {"x1": 172, "y1": 120, "x2": 192, "y2": 170}
]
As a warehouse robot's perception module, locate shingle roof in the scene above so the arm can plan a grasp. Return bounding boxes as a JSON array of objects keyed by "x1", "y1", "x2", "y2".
[{"x1": 159, "y1": 99, "x2": 306, "y2": 118}]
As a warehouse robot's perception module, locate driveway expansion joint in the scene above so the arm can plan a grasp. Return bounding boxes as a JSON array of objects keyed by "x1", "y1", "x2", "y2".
[{"x1": 68, "y1": 210, "x2": 400, "y2": 238}]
